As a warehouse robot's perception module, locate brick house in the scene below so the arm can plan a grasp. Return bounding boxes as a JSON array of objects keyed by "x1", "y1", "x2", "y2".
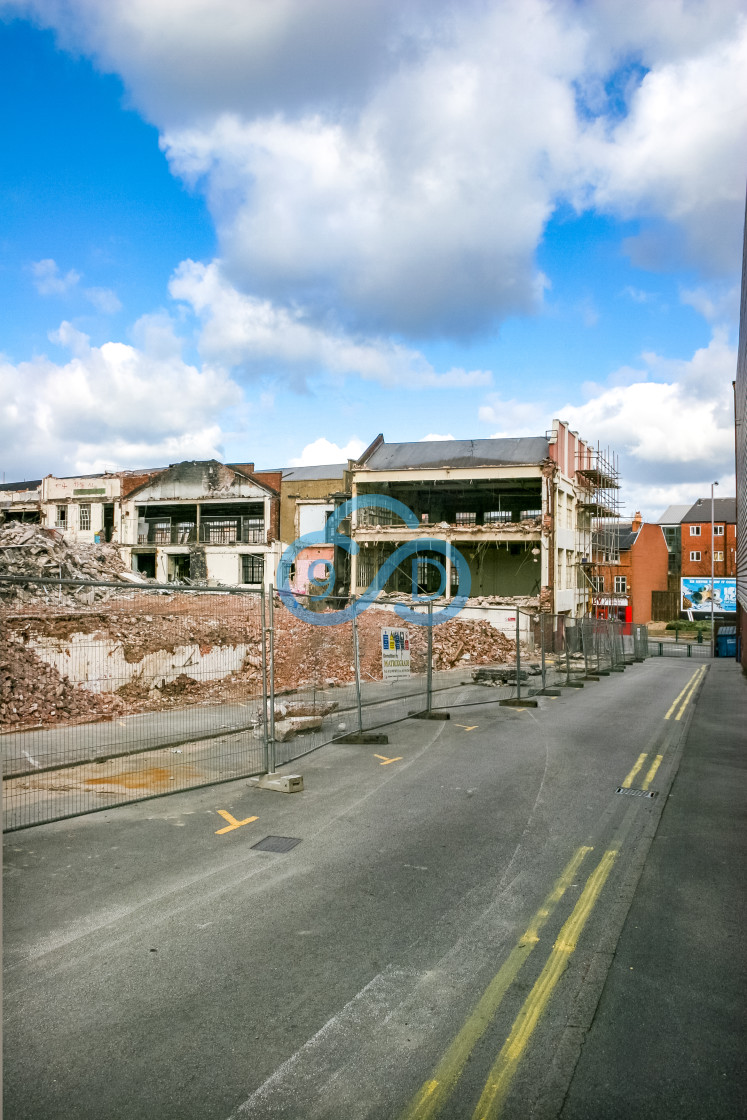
[
  {"x1": 680, "y1": 497, "x2": 737, "y2": 579},
  {"x1": 591, "y1": 514, "x2": 669, "y2": 623}
]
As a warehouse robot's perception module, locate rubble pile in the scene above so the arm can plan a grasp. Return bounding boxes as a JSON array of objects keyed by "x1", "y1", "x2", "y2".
[
  {"x1": 0, "y1": 633, "x2": 124, "y2": 730},
  {"x1": 375, "y1": 591, "x2": 539, "y2": 609},
  {"x1": 1, "y1": 592, "x2": 515, "y2": 730},
  {"x1": 428, "y1": 617, "x2": 515, "y2": 670},
  {"x1": 0, "y1": 523, "x2": 137, "y2": 605}
]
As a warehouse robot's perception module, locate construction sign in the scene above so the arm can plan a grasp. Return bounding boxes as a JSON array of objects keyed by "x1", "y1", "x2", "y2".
[{"x1": 381, "y1": 628, "x2": 411, "y2": 680}]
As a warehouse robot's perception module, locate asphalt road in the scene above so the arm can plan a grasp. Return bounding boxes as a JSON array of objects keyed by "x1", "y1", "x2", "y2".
[{"x1": 3, "y1": 658, "x2": 735, "y2": 1119}]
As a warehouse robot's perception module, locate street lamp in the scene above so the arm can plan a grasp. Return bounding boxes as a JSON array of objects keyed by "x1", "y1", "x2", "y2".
[{"x1": 711, "y1": 481, "x2": 718, "y2": 658}]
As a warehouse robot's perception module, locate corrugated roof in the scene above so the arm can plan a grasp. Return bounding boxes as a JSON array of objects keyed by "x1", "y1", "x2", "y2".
[
  {"x1": 361, "y1": 437, "x2": 549, "y2": 470},
  {"x1": 657, "y1": 503, "x2": 691, "y2": 525},
  {"x1": 682, "y1": 497, "x2": 737, "y2": 523},
  {"x1": 279, "y1": 464, "x2": 347, "y2": 481}
]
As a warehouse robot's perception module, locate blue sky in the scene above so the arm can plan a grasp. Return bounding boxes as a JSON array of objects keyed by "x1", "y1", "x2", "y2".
[{"x1": 1, "y1": 1, "x2": 745, "y2": 518}]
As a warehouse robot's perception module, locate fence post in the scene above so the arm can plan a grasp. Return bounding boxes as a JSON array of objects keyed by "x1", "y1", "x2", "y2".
[
  {"x1": 268, "y1": 584, "x2": 276, "y2": 774},
  {"x1": 260, "y1": 587, "x2": 269, "y2": 773},
  {"x1": 540, "y1": 616, "x2": 546, "y2": 692},
  {"x1": 515, "y1": 610, "x2": 522, "y2": 701},
  {"x1": 582, "y1": 619, "x2": 589, "y2": 677},
  {"x1": 352, "y1": 599, "x2": 363, "y2": 734},
  {"x1": 565, "y1": 620, "x2": 571, "y2": 685},
  {"x1": 426, "y1": 601, "x2": 434, "y2": 713}
]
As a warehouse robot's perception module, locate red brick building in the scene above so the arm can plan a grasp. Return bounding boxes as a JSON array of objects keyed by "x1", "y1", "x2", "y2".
[
  {"x1": 592, "y1": 513, "x2": 669, "y2": 623},
  {"x1": 680, "y1": 497, "x2": 737, "y2": 579}
]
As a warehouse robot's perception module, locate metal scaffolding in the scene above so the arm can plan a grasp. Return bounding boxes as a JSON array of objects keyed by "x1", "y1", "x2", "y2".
[{"x1": 575, "y1": 444, "x2": 621, "y2": 615}]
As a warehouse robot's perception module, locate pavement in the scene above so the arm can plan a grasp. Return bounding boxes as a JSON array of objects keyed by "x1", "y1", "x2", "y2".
[
  {"x1": 3, "y1": 655, "x2": 746, "y2": 1119},
  {"x1": 560, "y1": 657, "x2": 747, "y2": 1119}
]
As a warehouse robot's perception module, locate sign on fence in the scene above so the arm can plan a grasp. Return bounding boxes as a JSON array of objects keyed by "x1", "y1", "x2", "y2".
[{"x1": 381, "y1": 628, "x2": 411, "y2": 680}]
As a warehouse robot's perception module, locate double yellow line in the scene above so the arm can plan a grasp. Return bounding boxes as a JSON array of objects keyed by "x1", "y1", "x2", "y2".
[
  {"x1": 663, "y1": 665, "x2": 707, "y2": 722},
  {"x1": 621, "y1": 666, "x2": 706, "y2": 792},
  {"x1": 401, "y1": 845, "x2": 617, "y2": 1120}
]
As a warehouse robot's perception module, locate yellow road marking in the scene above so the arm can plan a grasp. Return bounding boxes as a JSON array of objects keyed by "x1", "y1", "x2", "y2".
[
  {"x1": 621, "y1": 753, "x2": 647, "y2": 789},
  {"x1": 641, "y1": 754, "x2": 663, "y2": 790},
  {"x1": 455, "y1": 724, "x2": 479, "y2": 731},
  {"x1": 472, "y1": 849, "x2": 618, "y2": 1120},
  {"x1": 664, "y1": 667, "x2": 702, "y2": 720},
  {"x1": 400, "y1": 846, "x2": 593, "y2": 1120},
  {"x1": 374, "y1": 754, "x2": 403, "y2": 765},
  {"x1": 215, "y1": 810, "x2": 258, "y2": 835},
  {"x1": 674, "y1": 665, "x2": 706, "y2": 721}
]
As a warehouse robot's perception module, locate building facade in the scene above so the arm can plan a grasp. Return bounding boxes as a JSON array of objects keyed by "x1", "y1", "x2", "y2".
[
  {"x1": 591, "y1": 514, "x2": 669, "y2": 624},
  {"x1": 344, "y1": 419, "x2": 619, "y2": 617}
]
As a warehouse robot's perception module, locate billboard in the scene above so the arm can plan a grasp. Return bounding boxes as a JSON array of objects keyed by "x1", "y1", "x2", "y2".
[{"x1": 681, "y1": 577, "x2": 737, "y2": 615}]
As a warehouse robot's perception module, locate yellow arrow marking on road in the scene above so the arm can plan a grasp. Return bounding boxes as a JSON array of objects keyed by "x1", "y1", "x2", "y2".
[
  {"x1": 215, "y1": 810, "x2": 259, "y2": 835},
  {"x1": 455, "y1": 724, "x2": 478, "y2": 731},
  {"x1": 374, "y1": 754, "x2": 403, "y2": 765}
]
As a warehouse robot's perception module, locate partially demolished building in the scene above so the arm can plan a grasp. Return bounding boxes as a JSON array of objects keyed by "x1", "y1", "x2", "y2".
[
  {"x1": 346, "y1": 419, "x2": 618, "y2": 617},
  {"x1": 1, "y1": 419, "x2": 620, "y2": 613}
]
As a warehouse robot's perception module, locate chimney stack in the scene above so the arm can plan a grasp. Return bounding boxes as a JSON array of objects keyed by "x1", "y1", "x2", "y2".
[{"x1": 632, "y1": 510, "x2": 642, "y2": 532}]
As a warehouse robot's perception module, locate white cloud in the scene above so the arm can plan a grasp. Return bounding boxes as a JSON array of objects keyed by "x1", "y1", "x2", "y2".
[
  {"x1": 557, "y1": 330, "x2": 737, "y2": 516},
  {"x1": 0, "y1": 318, "x2": 240, "y2": 478},
  {"x1": 31, "y1": 258, "x2": 80, "y2": 296},
  {"x1": 13, "y1": 1, "x2": 746, "y2": 337},
  {"x1": 579, "y1": 21, "x2": 747, "y2": 273},
  {"x1": 289, "y1": 436, "x2": 365, "y2": 467},
  {"x1": 420, "y1": 433, "x2": 454, "y2": 441},
  {"x1": 169, "y1": 258, "x2": 491, "y2": 387},
  {"x1": 85, "y1": 286, "x2": 122, "y2": 313}
]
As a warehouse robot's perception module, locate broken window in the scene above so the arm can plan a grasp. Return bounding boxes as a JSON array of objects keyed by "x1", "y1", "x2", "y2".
[
  {"x1": 520, "y1": 508, "x2": 542, "y2": 521},
  {"x1": 454, "y1": 511, "x2": 477, "y2": 525},
  {"x1": 484, "y1": 510, "x2": 511, "y2": 523},
  {"x1": 78, "y1": 504, "x2": 91, "y2": 530},
  {"x1": 241, "y1": 554, "x2": 264, "y2": 584},
  {"x1": 55, "y1": 506, "x2": 67, "y2": 528}
]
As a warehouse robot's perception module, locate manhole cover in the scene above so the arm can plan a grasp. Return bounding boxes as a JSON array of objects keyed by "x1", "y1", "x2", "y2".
[
  {"x1": 616, "y1": 787, "x2": 658, "y2": 799},
  {"x1": 251, "y1": 835, "x2": 302, "y2": 853}
]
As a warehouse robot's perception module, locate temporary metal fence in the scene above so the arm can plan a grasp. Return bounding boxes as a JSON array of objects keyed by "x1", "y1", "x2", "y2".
[
  {"x1": 1, "y1": 577, "x2": 268, "y2": 830},
  {"x1": 2, "y1": 576, "x2": 650, "y2": 831}
]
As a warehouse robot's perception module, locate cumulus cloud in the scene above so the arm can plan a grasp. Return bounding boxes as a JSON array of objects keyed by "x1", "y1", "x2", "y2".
[
  {"x1": 289, "y1": 436, "x2": 366, "y2": 467},
  {"x1": 12, "y1": 1, "x2": 746, "y2": 336},
  {"x1": 169, "y1": 259, "x2": 491, "y2": 387},
  {"x1": 420, "y1": 433, "x2": 455, "y2": 441},
  {"x1": 30, "y1": 258, "x2": 80, "y2": 296},
  {"x1": 0, "y1": 318, "x2": 240, "y2": 479},
  {"x1": 557, "y1": 330, "x2": 737, "y2": 516}
]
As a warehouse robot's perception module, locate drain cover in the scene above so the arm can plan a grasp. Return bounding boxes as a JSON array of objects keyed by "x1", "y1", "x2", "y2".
[
  {"x1": 616, "y1": 787, "x2": 658, "y2": 799},
  {"x1": 251, "y1": 835, "x2": 302, "y2": 853}
]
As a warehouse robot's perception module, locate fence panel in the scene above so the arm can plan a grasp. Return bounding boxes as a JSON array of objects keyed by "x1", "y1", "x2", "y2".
[
  {"x1": 3, "y1": 572, "x2": 654, "y2": 831},
  {"x1": 2, "y1": 578, "x2": 266, "y2": 830}
]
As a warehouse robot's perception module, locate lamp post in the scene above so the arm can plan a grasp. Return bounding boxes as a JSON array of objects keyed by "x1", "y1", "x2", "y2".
[{"x1": 711, "y1": 481, "x2": 718, "y2": 658}]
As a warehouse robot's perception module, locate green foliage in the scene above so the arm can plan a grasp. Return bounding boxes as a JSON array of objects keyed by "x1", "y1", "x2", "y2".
[{"x1": 665, "y1": 619, "x2": 712, "y2": 631}]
